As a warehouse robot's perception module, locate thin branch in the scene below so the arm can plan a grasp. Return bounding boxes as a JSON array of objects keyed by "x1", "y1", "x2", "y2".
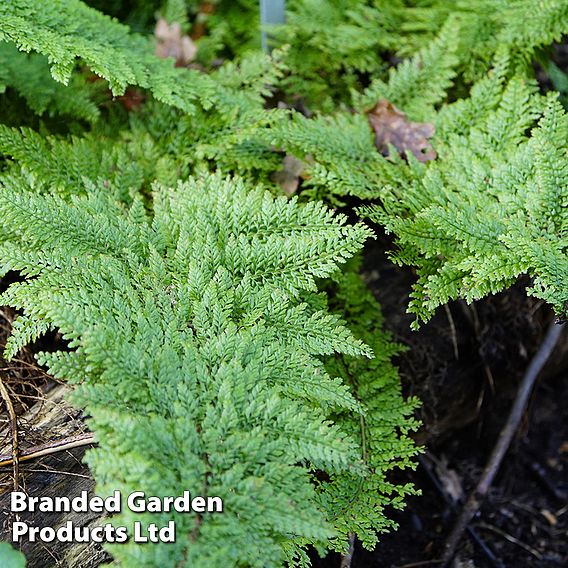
[
  {"x1": 0, "y1": 374, "x2": 19, "y2": 490},
  {"x1": 340, "y1": 533, "x2": 355, "y2": 568},
  {"x1": 418, "y1": 455, "x2": 503, "y2": 568},
  {"x1": 476, "y1": 522, "x2": 543, "y2": 559},
  {"x1": 0, "y1": 432, "x2": 95, "y2": 468},
  {"x1": 441, "y1": 320, "x2": 564, "y2": 565}
]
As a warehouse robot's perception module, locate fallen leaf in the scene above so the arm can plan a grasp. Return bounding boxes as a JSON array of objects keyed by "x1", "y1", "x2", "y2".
[
  {"x1": 117, "y1": 87, "x2": 145, "y2": 112},
  {"x1": 367, "y1": 99, "x2": 436, "y2": 162},
  {"x1": 433, "y1": 454, "x2": 464, "y2": 503},
  {"x1": 192, "y1": 2, "x2": 216, "y2": 40},
  {"x1": 272, "y1": 154, "x2": 308, "y2": 196},
  {"x1": 155, "y1": 17, "x2": 197, "y2": 67}
]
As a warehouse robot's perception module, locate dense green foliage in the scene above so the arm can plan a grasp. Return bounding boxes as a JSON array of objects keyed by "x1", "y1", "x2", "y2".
[
  {"x1": 0, "y1": 1, "x2": 420, "y2": 566},
  {"x1": 363, "y1": 75, "x2": 568, "y2": 326},
  {"x1": 0, "y1": 171, "x2": 417, "y2": 566},
  {"x1": 0, "y1": 0, "x2": 567, "y2": 566},
  {"x1": 0, "y1": 0, "x2": 213, "y2": 109}
]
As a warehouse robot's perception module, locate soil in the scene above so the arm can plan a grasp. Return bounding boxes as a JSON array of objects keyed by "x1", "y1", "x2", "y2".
[{"x1": 312, "y1": 241, "x2": 568, "y2": 568}]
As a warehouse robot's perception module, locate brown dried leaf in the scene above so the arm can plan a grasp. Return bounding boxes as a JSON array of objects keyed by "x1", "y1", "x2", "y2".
[
  {"x1": 433, "y1": 455, "x2": 464, "y2": 503},
  {"x1": 272, "y1": 154, "x2": 308, "y2": 196},
  {"x1": 191, "y1": 2, "x2": 216, "y2": 40},
  {"x1": 117, "y1": 87, "x2": 146, "y2": 112},
  {"x1": 155, "y1": 17, "x2": 197, "y2": 67},
  {"x1": 367, "y1": 99, "x2": 436, "y2": 162}
]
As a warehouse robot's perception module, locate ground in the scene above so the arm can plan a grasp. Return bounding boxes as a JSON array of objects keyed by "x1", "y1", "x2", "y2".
[{"x1": 330, "y1": 241, "x2": 568, "y2": 568}]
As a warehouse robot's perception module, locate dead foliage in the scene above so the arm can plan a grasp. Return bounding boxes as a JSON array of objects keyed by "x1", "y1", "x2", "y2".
[
  {"x1": 155, "y1": 17, "x2": 197, "y2": 67},
  {"x1": 367, "y1": 99, "x2": 436, "y2": 162},
  {"x1": 272, "y1": 154, "x2": 309, "y2": 196}
]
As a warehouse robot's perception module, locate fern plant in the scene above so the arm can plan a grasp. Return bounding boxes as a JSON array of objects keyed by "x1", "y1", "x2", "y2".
[
  {"x1": 183, "y1": 0, "x2": 568, "y2": 109},
  {"x1": 265, "y1": 53, "x2": 568, "y2": 326},
  {"x1": 0, "y1": 43, "x2": 100, "y2": 124},
  {"x1": 3, "y1": 0, "x2": 567, "y2": 565},
  {"x1": 247, "y1": 5, "x2": 568, "y2": 326},
  {"x1": 0, "y1": 165, "x2": 418, "y2": 565},
  {"x1": 362, "y1": 73, "x2": 568, "y2": 326},
  {"x1": 0, "y1": 1, "x2": 425, "y2": 564}
]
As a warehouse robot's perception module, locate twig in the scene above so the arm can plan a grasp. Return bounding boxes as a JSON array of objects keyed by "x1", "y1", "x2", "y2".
[
  {"x1": 419, "y1": 455, "x2": 503, "y2": 568},
  {"x1": 22, "y1": 467, "x2": 92, "y2": 480},
  {"x1": 443, "y1": 304, "x2": 459, "y2": 359},
  {"x1": 476, "y1": 522, "x2": 543, "y2": 559},
  {"x1": 0, "y1": 375, "x2": 19, "y2": 490},
  {"x1": 340, "y1": 533, "x2": 355, "y2": 568},
  {"x1": 0, "y1": 432, "x2": 95, "y2": 467},
  {"x1": 441, "y1": 320, "x2": 564, "y2": 565}
]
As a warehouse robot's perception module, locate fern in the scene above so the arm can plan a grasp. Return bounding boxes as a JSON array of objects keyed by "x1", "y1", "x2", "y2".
[
  {"x1": 0, "y1": 0, "x2": 220, "y2": 113},
  {"x1": 398, "y1": 0, "x2": 568, "y2": 81},
  {"x1": 362, "y1": 73, "x2": 568, "y2": 326},
  {"x1": 0, "y1": 43, "x2": 100, "y2": 123},
  {"x1": 321, "y1": 260, "x2": 419, "y2": 551},
  {"x1": 115, "y1": 47, "x2": 287, "y2": 190},
  {"x1": 271, "y1": 0, "x2": 406, "y2": 110},
  {"x1": 0, "y1": 125, "x2": 145, "y2": 201},
  {"x1": 0, "y1": 170, "x2": 417, "y2": 565},
  {"x1": 4, "y1": 0, "x2": 567, "y2": 564},
  {"x1": 353, "y1": 20, "x2": 460, "y2": 120},
  {"x1": 174, "y1": 0, "x2": 568, "y2": 108}
]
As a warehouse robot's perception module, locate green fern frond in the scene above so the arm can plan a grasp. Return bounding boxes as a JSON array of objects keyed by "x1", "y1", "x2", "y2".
[
  {"x1": 0, "y1": 43, "x2": 99, "y2": 122},
  {"x1": 354, "y1": 19, "x2": 460, "y2": 120},
  {"x1": 0, "y1": 0, "x2": 218, "y2": 113},
  {"x1": 363, "y1": 72, "x2": 568, "y2": 326},
  {"x1": 0, "y1": 171, "x2": 416, "y2": 565}
]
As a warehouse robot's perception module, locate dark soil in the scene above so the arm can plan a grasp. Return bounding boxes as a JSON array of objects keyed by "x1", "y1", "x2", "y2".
[{"x1": 313, "y1": 241, "x2": 568, "y2": 568}]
